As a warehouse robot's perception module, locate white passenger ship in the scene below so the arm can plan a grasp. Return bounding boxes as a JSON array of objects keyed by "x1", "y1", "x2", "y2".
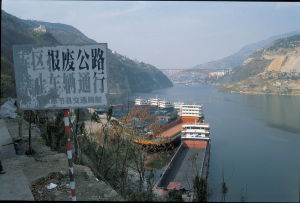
[
  {"x1": 173, "y1": 102, "x2": 184, "y2": 110},
  {"x1": 179, "y1": 104, "x2": 203, "y2": 123},
  {"x1": 135, "y1": 98, "x2": 150, "y2": 106},
  {"x1": 149, "y1": 97, "x2": 162, "y2": 106},
  {"x1": 159, "y1": 99, "x2": 173, "y2": 109},
  {"x1": 181, "y1": 123, "x2": 210, "y2": 140}
]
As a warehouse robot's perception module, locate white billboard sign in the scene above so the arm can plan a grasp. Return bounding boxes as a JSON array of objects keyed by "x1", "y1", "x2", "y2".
[{"x1": 13, "y1": 44, "x2": 108, "y2": 110}]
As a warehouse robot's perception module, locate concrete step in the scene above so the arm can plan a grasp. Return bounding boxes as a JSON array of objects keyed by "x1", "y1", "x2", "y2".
[
  {"x1": 0, "y1": 156, "x2": 34, "y2": 200},
  {"x1": 0, "y1": 119, "x2": 13, "y2": 146},
  {"x1": 0, "y1": 144, "x2": 17, "y2": 160},
  {"x1": 0, "y1": 118, "x2": 17, "y2": 160},
  {"x1": 0, "y1": 119, "x2": 34, "y2": 200}
]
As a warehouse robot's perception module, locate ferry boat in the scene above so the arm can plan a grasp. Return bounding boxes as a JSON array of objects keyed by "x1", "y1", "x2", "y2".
[
  {"x1": 149, "y1": 97, "x2": 162, "y2": 106},
  {"x1": 181, "y1": 123, "x2": 210, "y2": 148},
  {"x1": 154, "y1": 122, "x2": 210, "y2": 200},
  {"x1": 179, "y1": 104, "x2": 203, "y2": 123},
  {"x1": 158, "y1": 99, "x2": 173, "y2": 109},
  {"x1": 135, "y1": 98, "x2": 150, "y2": 106},
  {"x1": 173, "y1": 102, "x2": 184, "y2": 110},
  {"x1": 131, "y1": 118, "x2": 183, "y2": 150}
]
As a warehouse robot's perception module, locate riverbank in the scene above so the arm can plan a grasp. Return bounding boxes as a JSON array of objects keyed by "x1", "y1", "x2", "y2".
[
  {"x1": 219, "y1": 71, "x2": 300, "y2": 96},
  {"x1": 219, "y1": 88, "x2": 300, "y2": 96}
]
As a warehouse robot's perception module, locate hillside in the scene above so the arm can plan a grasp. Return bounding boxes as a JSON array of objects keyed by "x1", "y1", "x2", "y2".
[
  {"x1": 220, "y1": 34, "x2": 300, "y2": 95},
  {"x1": 192, "y1": 31, "x2": 300, "y2": 71},
  {"x1": 22, "y1": 20, "x2": 96, "y2": 45},
  {"x1": 0, "y1": 10, "x2": 172, "y2": 101}
]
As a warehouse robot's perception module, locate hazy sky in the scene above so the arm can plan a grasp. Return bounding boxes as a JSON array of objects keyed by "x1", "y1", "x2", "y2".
[{"x1": 2, "y1": 1, "x2": 300, "y2": 69}]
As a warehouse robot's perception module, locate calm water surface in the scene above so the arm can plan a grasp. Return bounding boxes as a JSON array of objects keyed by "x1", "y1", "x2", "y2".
[{"x1": 133, "y1": 84, "x2": 300, "y2": 202}]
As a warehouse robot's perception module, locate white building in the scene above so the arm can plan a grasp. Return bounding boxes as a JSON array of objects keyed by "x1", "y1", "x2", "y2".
[{"x1": 33, "y1": 25, "x2": 46, "y2": 33}]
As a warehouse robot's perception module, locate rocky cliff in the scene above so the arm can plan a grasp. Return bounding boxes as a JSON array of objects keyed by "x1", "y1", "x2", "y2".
[{"x1": 220, "y1": 34, "x2": 300, "y2": 95}]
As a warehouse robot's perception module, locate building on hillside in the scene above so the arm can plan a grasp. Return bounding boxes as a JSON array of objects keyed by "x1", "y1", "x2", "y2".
[{"x1": 33, "y1": 25, "x2": 46, "y2": 33}]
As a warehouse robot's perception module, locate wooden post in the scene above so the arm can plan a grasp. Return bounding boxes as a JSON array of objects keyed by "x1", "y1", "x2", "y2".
[
  {"x1": 28, "y1": 111, "x2": 32, "y2": 153},
  {"x1": 17, "y1": 105, "x2": 23, "y2": 140},
  {"x1": 64, "y1": 109, "x2": 77, "y2": 201}
]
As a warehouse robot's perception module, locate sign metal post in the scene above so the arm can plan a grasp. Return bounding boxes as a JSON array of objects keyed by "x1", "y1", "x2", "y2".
[{"x1": 64, "y1": 109, "x2": 76, "y2": 201}]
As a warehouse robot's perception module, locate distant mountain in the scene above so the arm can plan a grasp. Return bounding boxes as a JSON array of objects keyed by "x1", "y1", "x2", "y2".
[
  {"x1": 192, "y1": 30, "x2": 300, "y2": 71},
  {"x1": 1, "y1": 10, "x2": 172, "y2": 99},
  {"x1": 220, "y1": 34, "x2": 300, "y2": 95}
]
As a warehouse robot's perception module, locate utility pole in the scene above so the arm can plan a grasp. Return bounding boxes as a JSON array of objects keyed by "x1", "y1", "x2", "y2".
[
  {"x1": 298, "y1": 178, "x2": 300, "y2": 203},
  {"x1": 0, "y1": 54, "x2": 2, "y2": 101}
]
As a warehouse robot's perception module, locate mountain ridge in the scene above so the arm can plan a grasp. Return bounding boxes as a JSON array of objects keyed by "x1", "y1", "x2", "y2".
[
  {"x1": 1, "y1": 10, "x2": 172, "y2": 100},
  {"x1": 192, "y1": 30, "x2": 300, "y2": 71},
  {"x1": 220, "y1": 34, "x2": 300, "y2": 95}
]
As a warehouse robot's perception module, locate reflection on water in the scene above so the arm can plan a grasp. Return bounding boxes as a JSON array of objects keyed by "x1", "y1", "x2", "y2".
[
  {"x1": 243, "y1": 94, "x2": 300, "y2": 134},
  {"x1": 107, "y1": 92, "x2": 130, "y2": 106},
  {"x1": 133, "y1": 84, "x2": 300, "y2": 202}
]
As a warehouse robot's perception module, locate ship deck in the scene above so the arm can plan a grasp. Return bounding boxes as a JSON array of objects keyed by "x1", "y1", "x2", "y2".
[
  {"x1": 157, "y1": 144, "x2": 206, "y2": 191},
  {"x1": 132, "y1": 119, "x2": 183, "y2": 146},
  {"x1": 156, "y1": 123, "x2": 183, "y2": 138}
]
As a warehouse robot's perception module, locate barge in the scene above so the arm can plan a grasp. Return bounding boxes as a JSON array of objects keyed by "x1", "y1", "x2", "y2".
[{"x1": 153, "y1": 122, "x2": 210, "y2": 200}]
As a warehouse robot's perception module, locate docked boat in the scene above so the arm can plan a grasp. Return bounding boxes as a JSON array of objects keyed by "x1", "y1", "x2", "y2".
[
  {"x1": 135, "y1": 98, "x2": 150, "y2": 106},
  {"x1": 173, "y1": 102, "x2": 184, "y2": 111},
  {"x1": 154, "y1": 122, "x2": 210, "y2": 200},
  {"x1": 181, "y1": 123, "x2": 210, "y2": 148},
  {"x1": 149, "y1": 97, "x2": 162, "y2": 106},
  {"x1": 131, "y1": 119, "x2": 183, "y2": 150},
  {"x1": 179, "y1": 104, "x2": 203, "y2": 123},
  {"x1": 158, "y1": 99, "x2": 174, "y2": 109}
]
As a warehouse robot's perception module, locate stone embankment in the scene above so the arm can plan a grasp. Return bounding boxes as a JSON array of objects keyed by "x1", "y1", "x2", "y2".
[{"x1": 220, "y1": 71, "x2": 300, "y2": 95}]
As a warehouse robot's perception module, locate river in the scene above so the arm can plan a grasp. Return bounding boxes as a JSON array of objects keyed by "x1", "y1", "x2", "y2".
[{"x1": 131, "y1": 84, "x2": 300, "y2": 202}]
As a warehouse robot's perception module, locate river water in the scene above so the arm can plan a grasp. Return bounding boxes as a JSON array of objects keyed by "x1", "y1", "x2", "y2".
[{"x1": 132, "y1": 84, "x2": 300, "y2": 202}]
